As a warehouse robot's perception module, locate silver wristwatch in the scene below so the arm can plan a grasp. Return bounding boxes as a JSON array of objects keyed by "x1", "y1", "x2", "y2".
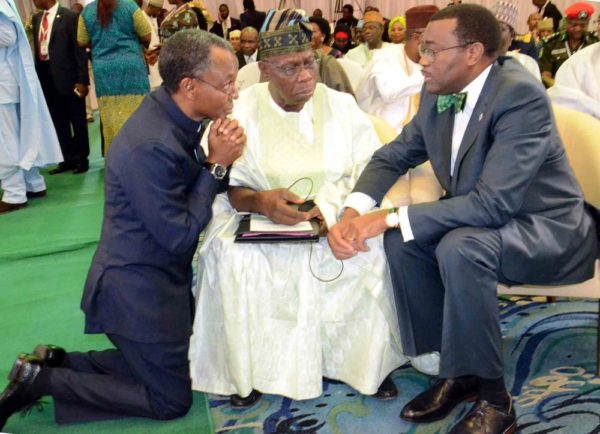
[{"x1": 204, "y1": 162, "x2": 227, "y2": 180}]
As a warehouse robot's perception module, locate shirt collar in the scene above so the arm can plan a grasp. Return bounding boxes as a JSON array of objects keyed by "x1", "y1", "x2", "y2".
[
  {"x1": 153, "y1": 86, "x2": 204, "y2": 134},
  {"x1": 540, "y1": 0, "x2": 550, "y2": 13},
  {"x1": 267, "y1": 89, "x2": 314, "y2": 119},
  {"x1": 45, "y1": 1, "x2": 59, "y2": 18},
  {"x1": 459, "y1": 63, "x2": 493, "y2": 114}
]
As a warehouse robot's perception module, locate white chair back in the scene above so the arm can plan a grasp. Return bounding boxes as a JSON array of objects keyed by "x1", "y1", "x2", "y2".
[
  {"x1": 337, "y1": 57, "x2": 364, "y2": 92},
  {"x1": 236, "y1": 62, "x2": 261, "y2": 91}
]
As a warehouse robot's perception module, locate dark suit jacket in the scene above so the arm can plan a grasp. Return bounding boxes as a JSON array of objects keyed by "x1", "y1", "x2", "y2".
[
  {"x1": 81, "y1": 87, "x2": 228, "y2": 343},
  {"x1": 32, "y1": 6, "x2": 88, "y2": 94},
  {"x1": 209, "y1": 17, "x2": 241, "y2": 38},
  {"x1": 540, "y1": 2, "x2": 563, "y2": 32},
  {"x1": 510, "y1": 38, "x2": 539, "y2": 61},
  {"x1": 240, "y1": 9, "x2": 265, "y2": 31},
  {"x1": 354, "y1": 57, "x2": 597, "y2": 285}
]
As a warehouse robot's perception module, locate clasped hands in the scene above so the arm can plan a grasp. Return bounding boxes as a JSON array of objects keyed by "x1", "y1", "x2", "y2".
[
  {"x1": 327, "y1": 208, "x2": 389, "y2": 260},
  {"x1": 206, "y1": 118, "x2": 246, "y2": 167}
]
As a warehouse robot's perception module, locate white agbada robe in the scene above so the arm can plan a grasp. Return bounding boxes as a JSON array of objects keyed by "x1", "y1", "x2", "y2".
[
  {"x1": 0, "y1": 0, "x2": 61, "y2": 182},
  {"x1": 189, "y1": 83, "x2": 436, "y2": 401},
  {"x1": 356, "y1": 43, "x2": 423, "y2": 133},
  {"x1": 548, "y1": 42, "x2": 600, "y2": 119},
  {"x1": 345, "y1": 42, "x2": 391, "y2": 68}
]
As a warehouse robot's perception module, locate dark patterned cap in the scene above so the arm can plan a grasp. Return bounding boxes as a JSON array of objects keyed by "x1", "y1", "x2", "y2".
[{"x1": 259, "y1": 9, "x2": 312, "y2": 59}]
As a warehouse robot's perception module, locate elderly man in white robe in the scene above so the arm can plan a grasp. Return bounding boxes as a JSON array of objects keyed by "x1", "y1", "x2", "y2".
[
  {"x1": 356, "y1": 5, "x2": 439, "y2": 133},
  {"x1": 548, "y1": 42, "x2": 600, "y2": 119},
  {"x1": 345, "y1": 10, "x2": 390, "y2": 68},
  {"x1": 189, "y1": 9, "x2": 438, "y2": 408},
  {"x1": 0, "y1": 0, "x2": 62, "y2": 214}
]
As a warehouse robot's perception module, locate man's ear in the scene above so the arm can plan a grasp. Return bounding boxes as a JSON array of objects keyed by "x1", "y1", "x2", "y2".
[
  {"x1": 466, "y1": 42, "x2": 485, "y2": 66},
  {"x1": 179, "y1": 77, "x2": 196, "y2": 98}
]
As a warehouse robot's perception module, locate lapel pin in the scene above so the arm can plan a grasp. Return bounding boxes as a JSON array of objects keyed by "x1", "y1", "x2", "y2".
[{"x1": 478, "y1": 113, "x2": 483, "y2": 121}]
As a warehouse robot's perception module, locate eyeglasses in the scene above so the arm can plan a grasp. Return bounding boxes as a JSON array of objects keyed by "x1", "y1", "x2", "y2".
[
  {"x1": 261, "y1": 57, "x2": 320, "y2": 77},
  {"x1": 418, "y1": 42, "x2": 474, "y2": 62},
  {"x1": 193, "y1": 76, "x2": 237, "y2": 97}
]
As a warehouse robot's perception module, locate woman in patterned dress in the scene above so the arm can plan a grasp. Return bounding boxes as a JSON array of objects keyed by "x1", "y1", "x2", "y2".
[{"x1": 78, "y1": 0, "x2": 151, "y2": 154}]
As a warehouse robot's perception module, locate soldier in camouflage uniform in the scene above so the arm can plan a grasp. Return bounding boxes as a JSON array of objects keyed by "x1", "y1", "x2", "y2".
[{"x1": 539, "y1": 1, "x2": 598, "y2": 87}]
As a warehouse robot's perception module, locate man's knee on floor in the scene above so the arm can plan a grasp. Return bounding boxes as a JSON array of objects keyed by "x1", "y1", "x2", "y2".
[{"x1": 150, "y1": 389, "x2": 193, "y2": 420}]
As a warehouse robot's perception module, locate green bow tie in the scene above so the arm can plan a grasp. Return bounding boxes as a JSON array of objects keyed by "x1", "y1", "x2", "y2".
[{"x1": 437, "y1": 92, "x2": 468, "y2": 114}]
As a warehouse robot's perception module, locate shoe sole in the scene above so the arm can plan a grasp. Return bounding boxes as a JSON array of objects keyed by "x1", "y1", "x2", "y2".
[
  {"x1": 230, "y1": 392, "x2": 262, "y2": 409},
  {"x1": 0, "y1": 203, "x2": 27, "y2": 214},
  {"x1": 401, "y1": 393, "x2": 478, "y2": 423},
  {"x1": 373, "y1": 390, "x2": 399, "y2": 400}
]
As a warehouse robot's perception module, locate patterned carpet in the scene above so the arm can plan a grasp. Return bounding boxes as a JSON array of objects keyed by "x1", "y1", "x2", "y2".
[{"x1": 207, "y1": 297, "x2": 600, "y2": 434}]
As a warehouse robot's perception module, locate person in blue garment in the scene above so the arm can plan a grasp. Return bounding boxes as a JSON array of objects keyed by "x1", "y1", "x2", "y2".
[{"x1": 0, "y1": 0, "x2": 62, "y2": 215}]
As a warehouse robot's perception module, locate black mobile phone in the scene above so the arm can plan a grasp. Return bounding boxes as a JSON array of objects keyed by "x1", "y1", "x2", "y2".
[{"x1": 298, "y1": 200, "x2": 315, "y2": 212}]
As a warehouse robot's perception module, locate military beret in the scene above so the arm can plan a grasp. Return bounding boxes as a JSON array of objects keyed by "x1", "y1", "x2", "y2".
[{"x1": 565, "y1": 2, "x2": 595, "y2": 20}]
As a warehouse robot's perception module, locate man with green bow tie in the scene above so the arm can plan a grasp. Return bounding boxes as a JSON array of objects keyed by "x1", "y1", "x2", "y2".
[{"x1": 329, "y1": 4, "x2": 597, "y2": 434}]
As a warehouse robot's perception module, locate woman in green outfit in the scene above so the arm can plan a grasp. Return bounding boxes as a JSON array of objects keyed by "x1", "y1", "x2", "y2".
[{"x1": 78, "y1": 0, "x2": 151, "y2": 154}]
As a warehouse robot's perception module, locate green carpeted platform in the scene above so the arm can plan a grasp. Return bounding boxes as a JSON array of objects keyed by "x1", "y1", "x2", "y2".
[{"x1": 0, "y1": 120, "x2": 213, "y2": 433}]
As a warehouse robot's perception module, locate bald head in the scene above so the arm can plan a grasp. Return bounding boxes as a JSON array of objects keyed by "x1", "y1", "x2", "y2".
[
  {"x1": 241, "y1": 27, "x2": 258, "y2": 38},
  {"x1": 240, "y1": 27, "x2": 259, "y2": 57}
]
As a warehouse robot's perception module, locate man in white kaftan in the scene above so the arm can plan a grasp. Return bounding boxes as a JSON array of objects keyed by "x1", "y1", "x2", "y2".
[
  {"x1": 0, "y1": 0, "x2": 62, "y2": 214},
  {"x1": 355, "y1": 6, "x2": 439, "y2": 133},
  {"x1": 356, "y1": 44, "x2": 422, "y2": 134},
  {"x1": 345, "y1": 10, "x2": 390, "y2": 68},
  {"x1": 548, "y1": 42, "x2": 600, "y2": 119},
  {"x1": 189, "y1": 9, "x2": 439, "y2": 405}
]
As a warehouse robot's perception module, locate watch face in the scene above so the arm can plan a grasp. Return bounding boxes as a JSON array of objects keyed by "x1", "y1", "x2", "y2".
[{"x1": 213, "y1": 164, "x2": 227, "y2": 179}]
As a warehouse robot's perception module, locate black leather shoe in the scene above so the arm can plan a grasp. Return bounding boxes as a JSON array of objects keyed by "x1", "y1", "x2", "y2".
[
  {"x1": 230, "y1": 390, "x2": 262, "y2": 408},
  {"x1": 0, "y1": 201, "x2": 27, "y2": 215},
  {"x1": 49, "y1": 163, "x2": 73, "y2": 175},
  {"x1": 26, "y1": 190, "x2": 47, "y2": 199},
  {"x1": 373, "y1": 375, "x2": 398, "y2": 400},
  {"x1": 72, "y1": 164, "x2": 89, "y2": 174},
  {"x1": 449, "y1": 399, "x2": 516, "y2": 434},
  {"x1": 0, "y1": 354, "x2": 44, "y2": 430},
  {"x1": 32, "y1": 344, "x2": 66, "y2": 368},
  {"x1": 401, "y1": 377, "x2": 478, "y2": 423}
]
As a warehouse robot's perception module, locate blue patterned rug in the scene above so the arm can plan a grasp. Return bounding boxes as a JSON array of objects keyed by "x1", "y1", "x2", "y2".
[{"x1": 207, "y1": 297, "x2": 600, "y2": 433}]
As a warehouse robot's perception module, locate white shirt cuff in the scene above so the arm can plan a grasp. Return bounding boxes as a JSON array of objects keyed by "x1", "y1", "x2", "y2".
[
  {"x1": 342, "y1": 192, "x2": 377, "y2": 216},
  {"x1": 399, "y1": 206, "x2": 414, "y2": 242}
]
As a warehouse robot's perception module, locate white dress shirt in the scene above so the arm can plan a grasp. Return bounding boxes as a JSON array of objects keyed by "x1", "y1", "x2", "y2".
[
  {"x1": 38, "y1": 1, "x2": 59, "y2": 60},
  {"x1": 244, "y1": 51, "x2": 257, "y2": 64},
  {"x1": 220, "y1": 16, "x2": 231, "y2": 37}
]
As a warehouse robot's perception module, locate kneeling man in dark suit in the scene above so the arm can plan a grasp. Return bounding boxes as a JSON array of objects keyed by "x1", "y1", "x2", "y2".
[
  {"x1": 0, "y1": 29, "x2": 245, "y2": 429},
  {"x1": 328, "y1": 4, "x2": 597, "y2": 434}
]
